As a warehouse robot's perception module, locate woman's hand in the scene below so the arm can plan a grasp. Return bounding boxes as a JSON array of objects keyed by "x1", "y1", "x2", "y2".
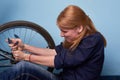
[
  {"x1": 7, "y1": 38, "x2": 25, "y2": 51},
  {"x1": 12, "y1": 50, "x2": 29, "y2": 61}
]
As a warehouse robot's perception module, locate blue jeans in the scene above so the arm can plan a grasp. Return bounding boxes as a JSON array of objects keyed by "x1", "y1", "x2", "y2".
[{"x1": 0, "y1": 61, "x2": 59, "y2": 80}]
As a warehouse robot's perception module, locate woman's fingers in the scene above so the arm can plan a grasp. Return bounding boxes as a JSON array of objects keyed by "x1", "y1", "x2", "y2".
[
  {"x1": 6, "y1": 38, "x2": 24, "y2": 51},
  {"x1": 12, "y1": 50, "x2": 25, "y2": 61},
  {"x1": 8, "y1": 43, "x2": 18, "y2": 51},
  {"x1": 7, "y1": 39, "x2": 19, "y2": 50}
]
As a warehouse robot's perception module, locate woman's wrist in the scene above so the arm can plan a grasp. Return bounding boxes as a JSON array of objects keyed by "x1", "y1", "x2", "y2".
[
  {"x1": 24, "y1": 54, "x2": 30, "y2": 61},
  {"x1": 24, "y1": 54, "x2": 32, "y2": 62},
  {"x1": 21, "y1": 44, "x2": 25, "y2": 51},
  {"x1": 22, "y1": 44, "x2": 29, "y2": 51}
]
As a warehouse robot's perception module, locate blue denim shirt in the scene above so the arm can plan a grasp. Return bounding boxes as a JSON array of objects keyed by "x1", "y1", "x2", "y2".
[{"x1": 54, "y1": 32, "x2": 104, "y2": 80}]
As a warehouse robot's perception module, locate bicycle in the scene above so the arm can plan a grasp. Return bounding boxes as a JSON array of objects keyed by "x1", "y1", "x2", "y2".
[{"x1": 0, "y1": 20, "x2": 55, "y2": 73}]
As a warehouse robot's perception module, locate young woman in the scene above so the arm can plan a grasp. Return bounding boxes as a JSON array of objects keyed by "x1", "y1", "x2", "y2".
[{"x1": 0, "y1": 5, "x2": 107, "y2": 80}]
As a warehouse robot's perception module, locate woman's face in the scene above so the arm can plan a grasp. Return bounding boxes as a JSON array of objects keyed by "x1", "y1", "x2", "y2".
[{"x1": 59, "y1": 26, "x2": 83, "y2": 43}]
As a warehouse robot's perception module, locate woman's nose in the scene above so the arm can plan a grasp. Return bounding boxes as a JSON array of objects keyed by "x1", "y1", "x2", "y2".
[{"x1": 60, "y1": 32, "x2": 64, "y2": 37}]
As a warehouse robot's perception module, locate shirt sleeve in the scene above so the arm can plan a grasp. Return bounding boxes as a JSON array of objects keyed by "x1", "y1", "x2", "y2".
[
  {"x1": 54, "y1": 33, "x2": 104, "y2": 70},
  {"x1": 54, "y1": 43, "x2": 68, "y2": 69}
]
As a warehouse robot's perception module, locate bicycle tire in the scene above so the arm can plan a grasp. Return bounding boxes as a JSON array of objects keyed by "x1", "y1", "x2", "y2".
[{"x1": 0, "y1": 20, "x2": 55, "y2": 72}]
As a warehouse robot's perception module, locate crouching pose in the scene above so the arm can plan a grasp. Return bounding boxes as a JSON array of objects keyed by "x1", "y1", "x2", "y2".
[{"x1": 0, "y1": 5, "x2": 107, "y2": 80}]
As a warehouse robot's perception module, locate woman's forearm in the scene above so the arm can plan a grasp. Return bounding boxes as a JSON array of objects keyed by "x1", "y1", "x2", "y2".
[
  {"x1": 24, "y1": 54, "x2": 55, "y2": 67},
  {"x1": 23, "y1": 44, "x2": 56, "y2": 56}
]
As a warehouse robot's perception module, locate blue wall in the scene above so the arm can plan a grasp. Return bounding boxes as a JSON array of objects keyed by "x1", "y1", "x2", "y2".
[{"x1": 0, "y1": 0, "x2": 120, "y2": 75}]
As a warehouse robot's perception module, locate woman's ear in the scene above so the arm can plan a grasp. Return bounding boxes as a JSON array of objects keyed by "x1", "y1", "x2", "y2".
[{"x1": 78, "y1": 25, "x2": 83, "y2": 33}]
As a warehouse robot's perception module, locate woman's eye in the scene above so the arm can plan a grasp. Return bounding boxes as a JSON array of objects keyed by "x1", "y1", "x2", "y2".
[{"x1": 63, "y1": 31, "x2": 67, "y2": 33}]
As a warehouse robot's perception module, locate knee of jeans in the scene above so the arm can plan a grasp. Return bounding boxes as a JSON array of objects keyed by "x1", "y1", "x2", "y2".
[{"x1": 12, "y1": 61, "x2": 28, "y2": 70}]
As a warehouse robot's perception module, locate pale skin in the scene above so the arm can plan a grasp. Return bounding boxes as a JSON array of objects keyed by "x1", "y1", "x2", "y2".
[{"x1": 8, "y1": 25, "x2": 83, "y2": 68}]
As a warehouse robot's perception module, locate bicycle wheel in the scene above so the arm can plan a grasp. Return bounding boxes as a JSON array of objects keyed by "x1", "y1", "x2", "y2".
[{"x1": 0, "y1": 20, "x2": 55, "y2": 72}]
